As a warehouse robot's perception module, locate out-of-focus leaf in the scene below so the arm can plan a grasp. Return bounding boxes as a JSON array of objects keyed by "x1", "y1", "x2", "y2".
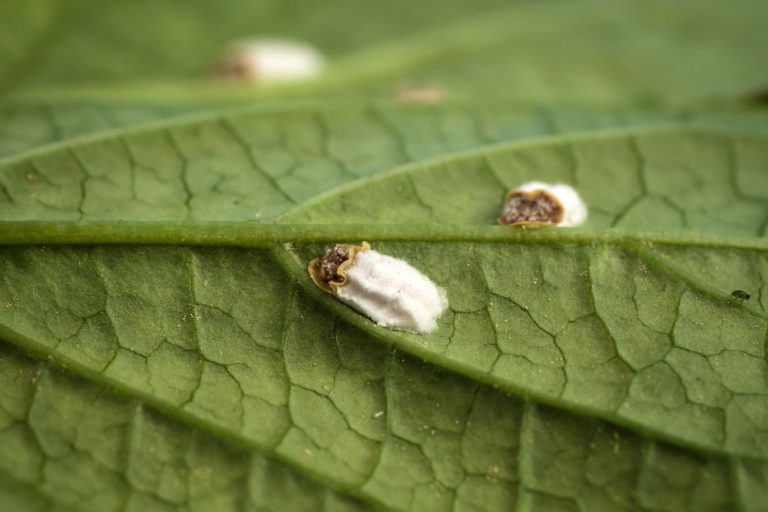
[{"x1": 4, "y1": 0, "x2": 767, "y2": 107}]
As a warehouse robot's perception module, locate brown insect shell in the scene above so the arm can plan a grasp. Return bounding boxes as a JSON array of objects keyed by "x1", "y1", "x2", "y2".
[
  {"x1": 497, "y1": 190, "x2": 565, "y2": 227},
  {"x1": 308, "y1": 242, "x2": 371, "y2": 293}
]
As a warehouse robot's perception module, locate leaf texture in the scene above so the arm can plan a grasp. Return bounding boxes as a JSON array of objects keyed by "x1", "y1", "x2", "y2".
[
  {"x1": 1, "y1": 125, "x2": 768, "y2": 511},
  {"x1": 3, "y1": 104, "x2": 768, "y2": 222},
  {"x1": 3, "y1": 0, "x2": 768, "y2": 510}
]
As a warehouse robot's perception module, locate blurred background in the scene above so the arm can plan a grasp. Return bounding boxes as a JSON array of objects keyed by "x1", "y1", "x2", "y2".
[{"x1": 2, "y1": 0, "x2": 767, "y2": 106}]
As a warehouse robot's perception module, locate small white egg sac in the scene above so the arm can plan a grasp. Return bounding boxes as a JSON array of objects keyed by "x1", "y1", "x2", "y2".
[{"x1": 219, "y1": 39, "x2": 325, "y2": 84}]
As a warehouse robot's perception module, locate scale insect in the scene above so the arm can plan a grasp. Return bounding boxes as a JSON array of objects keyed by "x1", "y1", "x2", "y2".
[
  {"x1": 308, "y1": 242, "x2": 448, "y2": 334},
  {"x1": 216, "y1": 39, "x2": 325, "y2": 84},
  {"x1": 731, "y1": 289, "x2": 751, "y2": 301},
  {"x1": 498, "y1": 181, "x2": 587, "y2": 227}
]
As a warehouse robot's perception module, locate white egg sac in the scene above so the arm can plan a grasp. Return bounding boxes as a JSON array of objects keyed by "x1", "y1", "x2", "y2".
[
  {"x1": 498, "y1": 181, "x2": 587, "y2": 227},
  {"x1": 218, "y1": 39, "x2": 325, "y2": 84},
  {"x1": 308, "y1": 243, "x2": 448, "y2": 334}
]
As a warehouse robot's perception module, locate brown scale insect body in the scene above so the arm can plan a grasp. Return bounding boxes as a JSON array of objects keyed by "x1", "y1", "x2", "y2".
[
  {"x1": 498, "y1": 190, "x2": 564, "y2": 226},
  {"x1": 309, "y1": 242, "x2": 370, "y2": 293}
]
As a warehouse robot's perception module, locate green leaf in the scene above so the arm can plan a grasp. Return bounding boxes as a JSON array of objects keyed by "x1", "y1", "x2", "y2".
[
  {"x1": 0, "y1": 102, "x2": 679, "y2": 219},
  {"x1": 273, "y1": 126, "x2": 768, "y2": 455},
  {"x1": 1, "y1": 125, "x2": 767, "y2": 510},
  {"x1": 4, "y1": 0, "x2": 767, "y2": 106},
  {"x1": 4, "y1": 100, "x2": 768, "y2": 221},
  {"x1": 281, "y1": 127, "x2": 768, "y2": 236},
  {"x1": 0, "y1": 340, "x2": 368, "y2": 511},
  {"x1": 0, "y1": 0, "x2": 511, "y2": 99},
  {"x1": 4, "y1": 1, "x2": 768, "y2": 509},
  {"x1": 0, "y1": 101, "x2": 199, "y2": 159}
]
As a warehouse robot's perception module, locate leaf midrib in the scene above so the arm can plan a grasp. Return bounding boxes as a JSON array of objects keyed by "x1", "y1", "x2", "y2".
[
  {"x1": 0, "y1": 218, "x2": 765, "y2": 458},
  {"x1": 1, "y1": 221, "x2": 766, "y2": 252}
]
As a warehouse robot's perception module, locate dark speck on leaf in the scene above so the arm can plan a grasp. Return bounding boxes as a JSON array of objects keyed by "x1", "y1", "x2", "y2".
[
  {"x1": 744, "y1": 87, "x2": 768, "y2": 106},
  {"x1": 731, "y1": 290, "x2": 750, "y2": 301}
]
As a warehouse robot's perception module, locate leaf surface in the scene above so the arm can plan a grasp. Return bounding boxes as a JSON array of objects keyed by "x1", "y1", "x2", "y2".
[
  {"x1": 4, "y1": 0, "x2": 767, "y2": 106},
  {"x1": 0, "y1": 102, "x2": 198, "y2": 159},
  {"x1": 1, "y1": 125, "x2": 768, "y2": 511},
  {"x1": 3, "y1": 0, "x2": 768, "y2": 509},
  {"x1": 4, "y1": 102, "x2": 768, "y2": 222},
  {"x1": 0, "y1": 102, "x2": 687, "y2": 220}
]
